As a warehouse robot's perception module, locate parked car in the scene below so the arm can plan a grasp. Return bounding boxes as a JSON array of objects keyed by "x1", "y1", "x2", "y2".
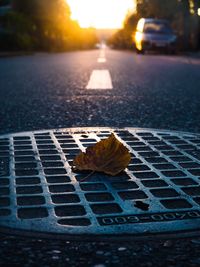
[{"x1": 134, "y1": 18, "x2": 177, "y2": 54}]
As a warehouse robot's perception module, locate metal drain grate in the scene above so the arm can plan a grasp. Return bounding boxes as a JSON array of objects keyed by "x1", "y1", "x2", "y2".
[{"x1": 1, "y1": 127, "x2": 200, "y2": 240}]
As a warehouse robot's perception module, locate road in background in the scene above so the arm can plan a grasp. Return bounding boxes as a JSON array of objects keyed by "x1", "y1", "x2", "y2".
[{"x1": 0, "y1": 48, "x2": 200, "y2": 135}]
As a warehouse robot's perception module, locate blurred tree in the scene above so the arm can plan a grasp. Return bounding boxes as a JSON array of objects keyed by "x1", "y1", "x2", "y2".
[
  {"x1": 0, "y1": 11, "x2": 35, "y2": 50},
  {"x1": 108, "y1": 12, "x2": 138, "y2": 49},
  {"x1": 10, "y1": 0, "x2": 71, "y2": 50},
  {"x1": 13, "y1": 1, "x2": 70, "y2": 35},
  {"x1": 12, "y1": 0, "x2": 71, "y2": 19},
  {"x1": 1, "y1": 0, "x2": 98, "y2": 51},
  {"x1": 136, "y1": 0, "x2": 179, "y2": 19},
  {"x1": 0, "y1": 0, "x2": 11, "y2": 6},
  {"x1": 189, "y1": 0, "x2": 200, "y2": 49}
]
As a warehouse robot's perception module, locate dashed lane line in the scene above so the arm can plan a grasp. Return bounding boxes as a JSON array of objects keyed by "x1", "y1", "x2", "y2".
[
  {"x1": 97, "y1": 49, "x2": 106, "y2": 63},
  {"x1": 86, "y1": 70, "x2": 113, "y2": 90},
  {"x1": 97, "y1": 58, "x2": 107, "y2": 63}
]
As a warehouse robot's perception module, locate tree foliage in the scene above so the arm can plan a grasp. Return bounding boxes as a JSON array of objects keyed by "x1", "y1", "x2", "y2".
[
  {"x1": 12, "y1": 0, "x2": 71, "y2": 23},
  {"x1": 137, "y1": 0, "x2": 179, "y2": 20},
  {"x1": 1, "y1": 0, "x2": 98, "y2": 51},
  {"x1": 108, "y1": 13, "x2": 138, "y2": 50},
  {"x1": 0, "y1": 0, "x2": 11, "y2": 6}
]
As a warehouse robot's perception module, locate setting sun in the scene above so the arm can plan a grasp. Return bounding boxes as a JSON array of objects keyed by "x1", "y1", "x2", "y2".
[{"x1": 67, "y1": 0, "x2": 135, "y2": 29}]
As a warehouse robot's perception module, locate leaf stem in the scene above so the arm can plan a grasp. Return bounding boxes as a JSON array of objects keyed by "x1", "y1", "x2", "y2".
[{"x1": 80, "y1": 171, "x2": 95, "y2": 182}]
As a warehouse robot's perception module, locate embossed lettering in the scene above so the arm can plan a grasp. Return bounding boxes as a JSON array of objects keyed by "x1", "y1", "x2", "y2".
[{"x1": 97, "y1": 210, "x2": 200, "y2": 226}]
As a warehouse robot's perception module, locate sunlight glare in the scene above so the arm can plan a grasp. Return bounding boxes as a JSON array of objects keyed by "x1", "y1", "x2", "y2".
[{"x1": 67, "y1": 0, "x2": 135, "y2": 29}]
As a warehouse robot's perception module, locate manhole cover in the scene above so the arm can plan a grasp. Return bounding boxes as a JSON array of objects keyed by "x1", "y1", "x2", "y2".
[{"x1": 1, "y1": 127, "x2": 200, "y2": 240}]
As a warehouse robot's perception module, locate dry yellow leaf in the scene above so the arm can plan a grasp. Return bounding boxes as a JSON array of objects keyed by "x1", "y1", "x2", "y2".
[{"x1": 73, "y1": 133, "x2": 131, "y2": 176}]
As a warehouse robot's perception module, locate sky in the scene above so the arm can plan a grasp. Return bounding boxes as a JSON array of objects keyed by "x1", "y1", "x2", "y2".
[{"x1": 67, "y1": 0, "x2": 135, "y2": 29}]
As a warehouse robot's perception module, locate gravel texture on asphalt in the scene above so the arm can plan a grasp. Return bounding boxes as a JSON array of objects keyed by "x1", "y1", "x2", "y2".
[
  {"x1": 1, "y1": 234, "x2": 200, "y2": 267},
  {"x1": 0, "y1": 50, "x2": 200, "y2": 266}
]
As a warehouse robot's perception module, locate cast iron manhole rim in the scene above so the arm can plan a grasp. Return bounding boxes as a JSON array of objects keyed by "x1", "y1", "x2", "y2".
[{"x1": 1, "y1": 127, "x2": 200, "y2": 241}]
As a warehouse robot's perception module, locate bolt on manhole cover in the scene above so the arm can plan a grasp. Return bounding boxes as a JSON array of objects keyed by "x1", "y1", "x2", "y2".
[{"x1": 1, "y1": 127, "x2": 200, "y2": 240}]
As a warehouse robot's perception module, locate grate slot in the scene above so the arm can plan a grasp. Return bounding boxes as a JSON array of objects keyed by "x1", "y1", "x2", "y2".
[{"x1": 18, "y1": 207, "x2": 48, "y2": 219}]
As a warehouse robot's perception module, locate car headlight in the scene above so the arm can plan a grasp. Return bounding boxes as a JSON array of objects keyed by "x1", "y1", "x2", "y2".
[{"x1": 135, "y1": 32, "x2": 143, "y2": 43}]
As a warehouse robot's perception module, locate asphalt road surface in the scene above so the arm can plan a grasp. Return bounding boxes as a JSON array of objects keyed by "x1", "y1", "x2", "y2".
[
  {"x1": 1, "y1": 49, "x2": 200, "y2": 267},
  {"x1": 0, "y1": 48, "x2": 200, "y2": 134}
]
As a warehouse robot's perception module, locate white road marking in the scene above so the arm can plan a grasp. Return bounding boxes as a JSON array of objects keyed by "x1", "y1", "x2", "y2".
[
  {"x1": 98, "y1": 58, "x2": 107, "y2": 63},
  {"x1": 86, "y1": 70, "x2": 113, "y2": 90},
  {"x1": 97, "y1": 49, "x2": 106, "y2": 63},
  {"x1": 100, "y1": 51, "x2": 105, "y2": 57}
]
